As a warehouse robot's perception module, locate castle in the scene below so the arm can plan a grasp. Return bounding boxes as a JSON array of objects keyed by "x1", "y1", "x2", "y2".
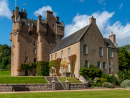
[
  {"x1": 10, "y1": 7, "x2": 119, "y2": 78},
  {"x1": 10, "y1": 7, "x2": 64, "y2": 76}
]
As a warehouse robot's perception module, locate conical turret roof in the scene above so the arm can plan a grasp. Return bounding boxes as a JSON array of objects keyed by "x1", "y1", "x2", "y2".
[{"x1": 16, "y1": 16, "x2": 22, "y2": 22}]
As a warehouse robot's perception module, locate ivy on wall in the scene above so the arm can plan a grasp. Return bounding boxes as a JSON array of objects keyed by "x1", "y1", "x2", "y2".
[
  {"x1": 61, "y1": 61, "x2": 68, "y2": 72},
  {"x1": 18, "y1": 63, "x2": 36, "y2": 71},
  {"x1": 49, "y1": 58, "x2": 61, "y2": 76},
  {"x1": 69, "y1": 54, "x2": 77, "y2": 74}
]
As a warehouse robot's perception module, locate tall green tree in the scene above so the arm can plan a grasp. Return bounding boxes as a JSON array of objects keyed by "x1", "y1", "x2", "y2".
[{"x1": 119, "y1": 46, "x2": 130, "y2": 71}]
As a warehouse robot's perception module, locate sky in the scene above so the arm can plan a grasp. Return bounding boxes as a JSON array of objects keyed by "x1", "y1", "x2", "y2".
[{"x1": 0, "y1": 0, "x2": 130, "y2": 47}]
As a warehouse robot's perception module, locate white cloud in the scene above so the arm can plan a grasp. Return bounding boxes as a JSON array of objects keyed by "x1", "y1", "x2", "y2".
[
  {"x1": 34, "y1": 5, "x2": 57, "y2": 18},
  {"x1": 119, "y1": 3, "x2": 123, "y2": 9},
  {"x1": 65, "y1": 11, "x2": 130, "y2": 46},
  {"x1": 0, "y1": 0, "x2": 11, "y2": 19}
]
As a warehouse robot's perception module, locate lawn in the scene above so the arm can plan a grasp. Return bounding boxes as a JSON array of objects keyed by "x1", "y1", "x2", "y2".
[
  {"x1": 59, "y1": 77, "x2": 81, "y2": 85},
  {"x1": 0, "y1": 77, "x2": 47, "y2": 84},
  {"x1": 0, "y1": 90, "x2": 129, "y2": 98},
  {"x1": 0, "y1": 70, "x2": 11, "y2": 77}
]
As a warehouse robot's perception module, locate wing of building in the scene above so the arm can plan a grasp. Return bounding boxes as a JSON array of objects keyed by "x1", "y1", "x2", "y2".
[
  {"x1": 50, "y1": 17, "x2": 119, "y2": 78},
  {"x1": 10, "y1": 7, "x2": 64, "y2": 76}
]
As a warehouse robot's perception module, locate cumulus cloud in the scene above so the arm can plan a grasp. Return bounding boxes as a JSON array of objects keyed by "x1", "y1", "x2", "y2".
[
  {"x1": 0, "y1": 0, "x2": 12, "y2": 19},
  {"x1": 34, "y1": 5, "x2": 57, "y2": 18},
  {"x1": 119, "y1": 3, "x2": 123, "y2": 9},
  {"x1": 65, "y1": 11, "x2": 130, "y2": 46}
]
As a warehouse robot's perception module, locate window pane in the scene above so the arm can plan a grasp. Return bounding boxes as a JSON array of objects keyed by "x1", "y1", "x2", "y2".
[
  {"x1": 103, "y1": 62, "x2": 106, "y2": 69},
  {"x1": 68, "y1": 48, "x2": 70, "y2": 56},
  {"x1": 99, "y1": 47, "x2": 103, "y2": 56},
  {"x1": 83, "y1": 45, "x2": 87, "y2": 54},
  {"x1": 61, "y1": 51, "x2": 63, "y2": 58},
  {"x1": 85, "y1": 61, "x2": 88, "y2": 68},
  {"x1": 55, "y1": 53, "x2": 57, "y2": 59},
  {"x1": 110, "y1": 50, "x2": 113, "y2": 57},
  {"x1": 97, "y1": 62, "x2": 100, "y2": 68}
]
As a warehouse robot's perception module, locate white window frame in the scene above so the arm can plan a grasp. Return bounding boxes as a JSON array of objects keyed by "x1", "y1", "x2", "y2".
[
  {"x1": 85, "y1": 60, "x2": 89, "y2": 68},
  {"x1": 97, "y1": 62, "x2": 101, "y2": 68},
  {"x1": 103, "y1": 62, "x2": 106, "y2": 69},
  {"x1": 51, "y1": 55, "x2": 53, "y2": 61},
  {"x1": 110, "y1": 50, "x2": 113, "y2": 57},
  {"x1": 55, "y1": 53, "x2": 57, "y2": 60},
  {"x1": 99, "y1": 47, "x2": 103, "y2": 56},
  {"x1": 83, "y1": 45, "x2": 87, "y2": 54},
  {"x1": 61, "y1": 50, "x2": 63, "y2": 58}
]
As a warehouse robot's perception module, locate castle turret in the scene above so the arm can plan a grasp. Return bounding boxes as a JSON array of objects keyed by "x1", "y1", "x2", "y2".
[
  {"x1": 15, "y1": 15, "x2": 22, "y2": 32},
  {"x1": 15, "y1": 7, "x2": 19, "y2": 22}
]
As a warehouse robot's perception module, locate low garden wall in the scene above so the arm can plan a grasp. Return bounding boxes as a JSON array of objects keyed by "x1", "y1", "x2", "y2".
[
  {"x1": 69, "y1": 83, "x2": 88, "y2": 90},
  {"x1": 0, "y1": 84, "x2": 54, "y2": 92}
]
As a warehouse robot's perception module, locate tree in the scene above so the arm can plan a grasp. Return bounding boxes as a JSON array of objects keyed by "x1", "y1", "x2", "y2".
[{"x1": 118, "y1": 46, "x2": 130, "y2": 71}]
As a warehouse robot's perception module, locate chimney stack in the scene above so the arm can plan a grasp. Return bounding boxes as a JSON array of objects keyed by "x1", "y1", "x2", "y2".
[
  {"x1": 89, "y1": 16, "x2": 96, "y2": 25},
  {"x1": 109, "y1": 32, "x2": 116, "y2": 43}
]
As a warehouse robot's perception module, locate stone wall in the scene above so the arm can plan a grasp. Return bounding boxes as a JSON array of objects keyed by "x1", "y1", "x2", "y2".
[
  {"x1": 0, "y1": 84, "x2": 53, "y2": 92},
  {"x1": 69, "y1": 83, "x2": 88, "y2": 90}
]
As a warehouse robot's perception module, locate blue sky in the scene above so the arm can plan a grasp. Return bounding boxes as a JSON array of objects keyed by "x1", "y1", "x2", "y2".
[{"x1": 0, "y1": 0, "x2": 130, "y2": 46}]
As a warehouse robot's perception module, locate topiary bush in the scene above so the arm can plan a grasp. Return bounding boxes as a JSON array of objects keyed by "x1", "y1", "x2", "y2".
[
  {"x1": 102, "y1": 82, "x2": 114, "y2": 88},
  {"x1": 37, "y1": 61, "x2": 49, "y2": 76},
  {"x1": 120, "y1": 80, "x2": 130, "y2": 88}
]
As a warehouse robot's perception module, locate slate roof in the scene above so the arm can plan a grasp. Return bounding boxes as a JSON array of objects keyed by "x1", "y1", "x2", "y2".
[
  {"x1": 16, "y1": 16, "x2": 22, "y2": 22},
  {"x1": 51, "y1": 25, "x2": 89, "y2": 53},
  {"x1": 104, "y1": 38, "x2": 117, "y2": 48}
]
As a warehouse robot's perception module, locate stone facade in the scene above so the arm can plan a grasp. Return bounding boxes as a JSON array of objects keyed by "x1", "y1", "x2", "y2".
[
  {"x1": 10, "y1": 7, "x2": 64, "y2": 76},
  {"x1": 50, "y1": 17, "x2": 119, "y2": 79}
]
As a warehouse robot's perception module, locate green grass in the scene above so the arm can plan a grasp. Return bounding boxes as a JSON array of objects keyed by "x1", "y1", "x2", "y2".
[
  {"x1": 0, "y1": 90, "x2": 130, "y2": 98},
  {"x1": 0, "y1": 70, "x2": 11, "y2": 77},
  {"x1": 0, "y1": 77, "x2": 47, "y2": 84},
  {"x1": 59, "y1": 77, "x2": 81, "y2": 85}
]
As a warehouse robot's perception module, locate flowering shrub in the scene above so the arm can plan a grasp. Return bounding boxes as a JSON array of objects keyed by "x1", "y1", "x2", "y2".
[
  {"x1": 61, "y1": 61, "x2": 68, "y2": 72},
  {"x1": 102, "y1": 82, "x2": 114, "y2": 88},
  {"x1": 120, "y1": 80, "x2": 130, "y2": 88},
  {"x1": 69, "y1": 54, "x2": 76, "y2": 74}
]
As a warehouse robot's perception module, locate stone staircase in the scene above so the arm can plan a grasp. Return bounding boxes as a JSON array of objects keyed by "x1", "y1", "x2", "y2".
[
  {"x1": 45, "y1": 77, "x2": 64, "y2": 90},
  {"x1": 79, "y1": 75, "x2": 88, "y2": 83}
]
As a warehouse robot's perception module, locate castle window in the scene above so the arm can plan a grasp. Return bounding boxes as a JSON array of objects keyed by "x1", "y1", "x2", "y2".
[
  {"x1": 33, "y1": 41, "x2": 36, "y2": 46},
  {"x1": 33, "y1": 49, "x2": 36, "y2": 53},
  {"x1": 52, "y1": 24, "x2": 55, "y2": 29},
  {"x1": 61, "y1": 50, "x2": 63, "y2": 58},
  {"x1": 97, "y1": 62, "x2": 101, "y2": 68},
  {"x1": 85, "y1": 60, "x2": 89, "y2": 68},
  {"x1": 99, "y1": 47, "x2": 103, "y2": 56},
  {"x1": 55, "y1": 53, "x2": 57, "y2": 60},
  {"x1": 83, "y1": 45, "x2": 87, "y2": 54},
  {"x1": 52, "y1": 33, "x2": 55, "y2": 37},
  {"x1": 29, "y1": 32, "x2": 32, "y2": 35},
  {"x1": 103, "y1": 62, "x2": 106, "y2": 69},
  {"x1": 30, "y1": 23, "x2": 32, "y2": 27},
  {"x1": 68, "y1": 48, "x2": 70, "y2": 56},
  {"x1": 110, "y1": 50, "x2": 113, "y2": 57},
  {"x1": 34, "y1": 58, "x2": 37, "y2": 63}
]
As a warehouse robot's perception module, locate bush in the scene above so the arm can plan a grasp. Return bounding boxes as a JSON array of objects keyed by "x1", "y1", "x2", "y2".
[
  {"x1": 31, "y1": 62, "x2": 37, "y2": 69},
  {"x1": 101, "y1": 73, "x2": 109, "y2": 79},
  {"x1": 99, "y1": 78, "x2": 108, "y2": 83},
  {"x1": 7, "y1": 64, "x2": 11, "y2": 69},
  {"x1": 102, "y1": 82, "x2": 114, "y2": 88},
  {"x1": 0, "y1": 63, "x2": 4, "y2": 69},
  {"x1": 117, "y1": 71, "x2": 130, "y2": 83},
  {"x1": 93, "y1": 82, "x2": 102, "y2": 87},
  {"x1": 120, "y1": 80, "x2": 130, "y2": 88},
  {"x1": 20, "y1": 63, "x2": 30, "y2": 70},
  {"x1": 37, "y1": 61, "x2": 49, "y2": 76},
  {"x1": 107, "y1": 75, "x2": 118, "y2": 85},
  {"x1": 80, "y1": 65, "x2": 102, "y2": 79}
]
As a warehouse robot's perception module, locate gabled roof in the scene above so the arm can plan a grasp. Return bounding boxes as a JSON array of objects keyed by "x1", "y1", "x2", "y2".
[
  {"x1": 51, "y1": 25, "x2": 90, "y2": 53},
  {"x1": 104, "y1": 38, "x2": 117, "y2": 48}
]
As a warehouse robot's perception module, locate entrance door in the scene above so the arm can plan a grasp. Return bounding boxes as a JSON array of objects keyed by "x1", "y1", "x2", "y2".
[{"x1": 25, "y1": 70, "x2": 28, "y2": 76}]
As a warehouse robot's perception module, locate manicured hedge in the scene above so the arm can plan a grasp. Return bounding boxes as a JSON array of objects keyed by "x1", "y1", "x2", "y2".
[{"x1": 37, "y1": 61, "x2": 49, "y2": 76}]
